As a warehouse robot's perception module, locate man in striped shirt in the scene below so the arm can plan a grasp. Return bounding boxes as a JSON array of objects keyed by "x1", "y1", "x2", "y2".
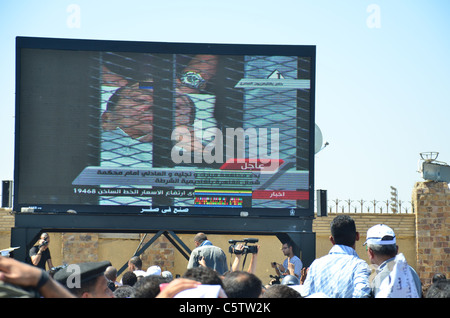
[{"x1": 301, "y1": 215, "x2": 371, "y2": 298}]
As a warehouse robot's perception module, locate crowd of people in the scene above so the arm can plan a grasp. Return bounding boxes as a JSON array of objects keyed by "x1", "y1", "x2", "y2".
[{"x1": 0, "y1": 216, "x2": 448, "y2": 298}]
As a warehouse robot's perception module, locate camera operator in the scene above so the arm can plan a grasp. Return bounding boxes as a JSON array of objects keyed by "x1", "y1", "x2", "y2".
[
  {"x1": 29, "y1": 233, "x2": 53, "y2": 270},
  {"x1": 187, "y1": 233, "x2": 228, "y2": 275},
  {"x1": 230, "y1": 243, "x2": 260, "y2": 274},
  {"x1": 271, "y1": 240, "x2": 303, "y2": 279}
]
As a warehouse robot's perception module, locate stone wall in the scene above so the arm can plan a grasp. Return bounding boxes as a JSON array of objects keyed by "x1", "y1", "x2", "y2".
[
  {"x1": 57, "y1": 233, "x2": 175, "y2": 273},
  {"x1": 412, "y1": 181, "x2": 450, "y2": 288},
  {"x1": 61, "y1": 233, "x2": 99, "y2": 264},
  {"x1": 0, "y1": 208, "x2": 14, "y2": 250},
  {"x1": 136, "y1": 234, "x2": 175, "y2": 271}
]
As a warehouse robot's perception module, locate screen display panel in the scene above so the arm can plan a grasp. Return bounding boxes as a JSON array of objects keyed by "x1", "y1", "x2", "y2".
[{"x1": 14, "y1": 37, "x2": 315, "y2": 217}]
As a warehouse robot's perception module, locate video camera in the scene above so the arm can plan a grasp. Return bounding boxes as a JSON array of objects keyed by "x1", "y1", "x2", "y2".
[
  {"x1": 38, "y1": 240, "x2": 48, "y2": 249},
  {"x1": 228, "y1": 238, "x2": 259, "y2": 255}
]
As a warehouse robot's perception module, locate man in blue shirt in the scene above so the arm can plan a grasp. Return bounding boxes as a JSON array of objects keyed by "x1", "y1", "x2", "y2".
[
  {"x1": 271, "y1": 240, "x2": 303, "y2": 279},
  {"x1": 301, "y1": 215, "x2": 371, "y2": 298}
]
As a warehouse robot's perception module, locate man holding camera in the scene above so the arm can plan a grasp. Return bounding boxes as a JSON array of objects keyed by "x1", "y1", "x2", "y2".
[
  {"x1": 271, "y1": 241, "x2": 303, "y2": 279},
  {"x1": 187, "y1": 233, "x2": 228, "y2": 275},
  {"x1": 230, "y1": 242, "x2": 260, "y2": 274},
  {"x1": 29, "y1": 233, "x2": 53, "y2": 270}
]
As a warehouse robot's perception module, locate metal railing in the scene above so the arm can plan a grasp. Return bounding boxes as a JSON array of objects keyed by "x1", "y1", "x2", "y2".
[{"x1": 316, "y1": 198, "x2": 414, "y2": 214}]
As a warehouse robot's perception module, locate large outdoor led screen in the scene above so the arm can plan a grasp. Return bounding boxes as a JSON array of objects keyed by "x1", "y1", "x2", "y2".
[{"x1": 14, "y1": 37, "x2": 316, "y2": 217}]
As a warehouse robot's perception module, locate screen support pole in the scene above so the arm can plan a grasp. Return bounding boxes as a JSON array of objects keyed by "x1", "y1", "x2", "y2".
[
  {"x1": 10, "y1": 227, "x2": 43, "y2": 264},
  {"x1": 116, "y1": 230, "x2": 193, "y2": 276}
]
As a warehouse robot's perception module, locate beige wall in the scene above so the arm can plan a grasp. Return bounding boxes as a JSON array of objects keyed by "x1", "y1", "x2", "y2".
[
  {"x1": 0, "y1": 209, "x2": 14, "y2": 251},
  {"x1": 314, "y1": 213, "x2": 417, "y2": 270}
]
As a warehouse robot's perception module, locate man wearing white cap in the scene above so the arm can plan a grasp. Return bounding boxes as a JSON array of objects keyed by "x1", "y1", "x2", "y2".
[
  {"x1": 364, "y1": 224, "x2": 422, "y2": 297},
  {"x1": 146, "y1": 265, "x2": 161, "y2": 276}
]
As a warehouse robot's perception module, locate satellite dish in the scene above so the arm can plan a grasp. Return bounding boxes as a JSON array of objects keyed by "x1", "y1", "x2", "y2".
[{"x1": 315, "y1": 124, "x2": 323, "y2": 154}]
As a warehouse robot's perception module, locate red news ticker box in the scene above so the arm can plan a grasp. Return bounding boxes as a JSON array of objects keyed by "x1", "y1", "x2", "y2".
[
  {"x1": 220, "y1": 158, "x2": 284, "y2": 171},
  {"x1": 252, "y1": 190, "x2": 309, "y2": 200}
]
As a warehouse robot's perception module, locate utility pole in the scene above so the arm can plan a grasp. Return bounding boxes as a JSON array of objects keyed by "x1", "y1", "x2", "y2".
[{"x1": 390, "y1": 186, "x2": 398, "y2": 213}]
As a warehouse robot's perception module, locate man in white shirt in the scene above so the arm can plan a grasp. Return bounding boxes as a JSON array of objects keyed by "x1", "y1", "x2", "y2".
[{"x1": 364, "y1": 224, "x2": 421, "y2": 297}]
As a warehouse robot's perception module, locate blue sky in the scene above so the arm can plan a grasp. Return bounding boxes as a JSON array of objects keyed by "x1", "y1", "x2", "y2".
[{"x1": 1, "y1": 0, "x2": 449, "y2": 211}]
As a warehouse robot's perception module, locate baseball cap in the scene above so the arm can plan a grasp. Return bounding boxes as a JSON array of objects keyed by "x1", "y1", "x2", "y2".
[
  {"x1": 53, "y1": 261, "x2": 111, "y2": 286},
  {"x1": 364, "y1": 224, "x2": 396, "y2": 246},
  {"x1": 146, "y1": 265, "x2": 161, "y2": 276}
]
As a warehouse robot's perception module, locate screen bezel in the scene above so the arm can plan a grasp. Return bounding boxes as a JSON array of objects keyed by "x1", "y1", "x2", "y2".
[{"x1": 14, "y1": 36, "x2": 316, "y2": 218}]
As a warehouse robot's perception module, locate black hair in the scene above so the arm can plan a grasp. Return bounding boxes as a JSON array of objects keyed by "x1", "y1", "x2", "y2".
[
  {"x1": 113, "y1": 285, "x2": 136, "y2": 298},
  {"x1": 121, "y1": 271, "x2": 138, "y2": 287},
  {"x1": 129, "y1": 256, "x2": 142, "y2": 269},
  {"x1": 133, "y1": 275, "x2": 170, "y2": 298},
  {"x1": 182, "y1": 266, "x2": 223, "y2": 286},
  {"x1": 261, "y1": 284, "x2": 302, "y2": 298},
  {"x1": 222, "y1": 271, "x2": 262, "y2": 298},
  {"x1": 330, "y1": 215, "x2": 357, "y2": 247},
  {"x1": 282, "y1": 239, "x2": 294, "y2": 248},
  {"x1": 105, "y1": 86, "x2": 126, "y2": 112},
  {"x1": 367, "y1": 243, "x2": 397, "y2": 258},
  {"x1": 426, "y1": 279, "x2": 450, "y2": 298}
]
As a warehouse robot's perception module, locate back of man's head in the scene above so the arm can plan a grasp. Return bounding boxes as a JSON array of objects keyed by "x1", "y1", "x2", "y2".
[
  {"x1": 194, "y1": 232, "x2": 208, "y2": 244},
  {"x1": 114, "y1": 285, "x2": 136, "y2": 298},
  {"x1": 104, "y1": 266, "x2": 118, "y2": 281},
  {"x1": 134, "y1": 275, "x2": 170, "y2": 298},
  {"x1": 122, "y1": 271, "x2": 138, "y2": 287},
  {"x1": 182, "y1": 266, "x2": 223, "y2": 286},
  {"x1": 330, "y1": 215, "x2": 357, "y2": 247},
  {"x1": 261, "y1": 284, "x2": 302, "y2": 298},
  {"x1": 223, "y1": 271, "x2": 262, "y2": 298},
  {"x1": 129, "y1": 256, "x2": 142, "y2": 269},
  {"x1": 367, "y1": 243, "x2": 397, "y2": 258},
  {"x1": 426, "y1": 279, "x2": 450, "y2": 298},
  {"x1": 432, "y1": 273, "x2": 447, "y2": 284}
]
